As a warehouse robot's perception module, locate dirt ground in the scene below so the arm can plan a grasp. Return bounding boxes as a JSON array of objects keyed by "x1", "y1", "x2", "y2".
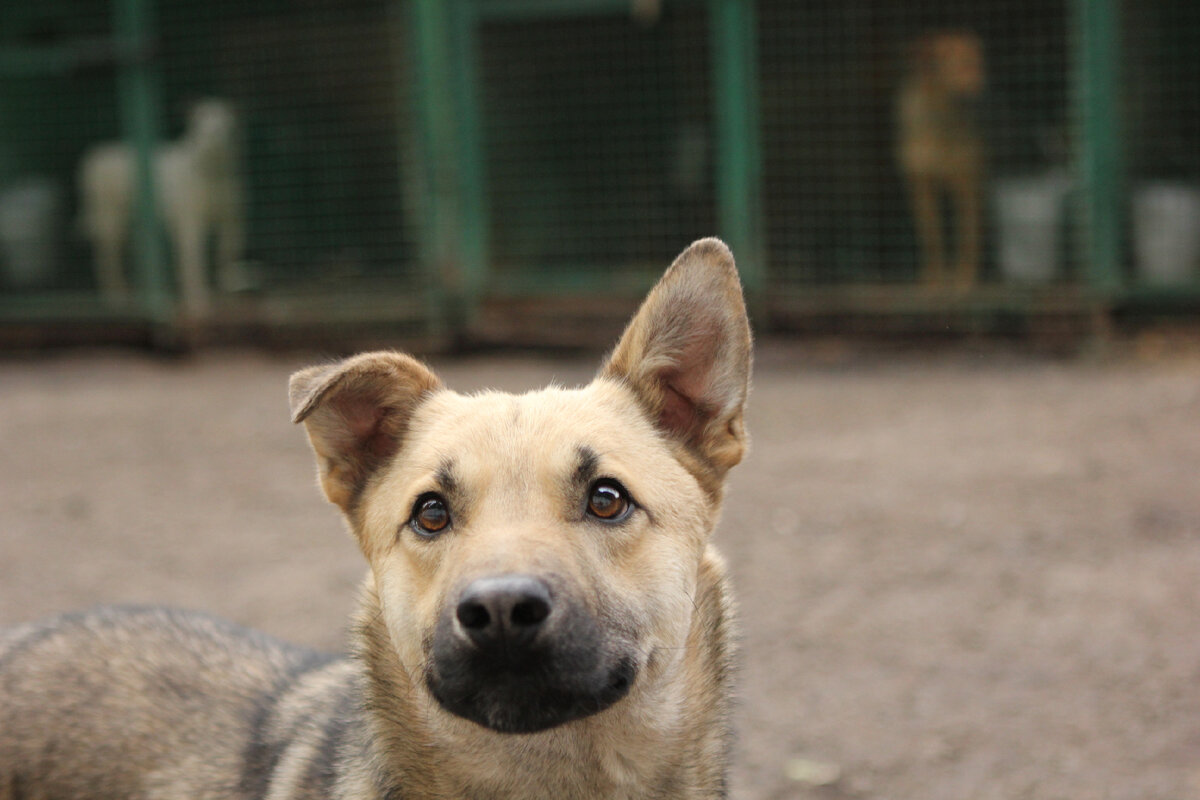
[{"x1": 2, "y1": 341, "x2": 1199, "y2": 799}]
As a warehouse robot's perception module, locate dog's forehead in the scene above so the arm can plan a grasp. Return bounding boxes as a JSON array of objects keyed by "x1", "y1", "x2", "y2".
[{"x1": 404, "y1": 380, "x2": 660, "y2": 474}]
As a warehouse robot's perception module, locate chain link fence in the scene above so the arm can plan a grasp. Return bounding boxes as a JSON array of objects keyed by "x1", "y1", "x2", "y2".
[
  {"x1": 0, "y1": 0, "x2": 1196, "y2": 342},
  {"x1": 478, "y1": 5, "x2": 716, "y2": 294},
  {"x1": 761, "y1": 0, "x2": 1073, "y2": 288}
]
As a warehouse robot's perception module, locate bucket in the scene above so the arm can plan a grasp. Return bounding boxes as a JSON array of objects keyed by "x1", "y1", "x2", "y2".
[
  {"x1": 0, "y1": 178, "x2": 63, "y2": 289},
  {"x1": 1132, "y1": 183, "x2": 1200, "y2": 286},
  {"x1": 992, "y1": 173, "x2": 1072, "y2": 283}
]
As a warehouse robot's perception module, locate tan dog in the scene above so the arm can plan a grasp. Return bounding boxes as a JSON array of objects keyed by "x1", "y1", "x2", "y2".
[
  {"x1": 0, "y1": 238, "x2": 751, "y2": 800},
  {"x1": 897, "y1": 30, "x2": 986, "y2": 289}
]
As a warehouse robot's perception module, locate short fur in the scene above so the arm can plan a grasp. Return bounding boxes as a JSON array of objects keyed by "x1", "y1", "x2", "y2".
[{"x1": 0, "y1": 238, "x2": 751, "y2": 800}]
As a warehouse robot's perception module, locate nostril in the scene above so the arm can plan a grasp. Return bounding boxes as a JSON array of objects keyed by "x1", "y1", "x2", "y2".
[
  {"x1": 454, "y1": 574, "x2": 553, "y2": 647},
  {"x1": 457, "y1": 600, "x2": 491, "y2": 630},
  {"x1": 510, "y1": 596, "x2": 550, "y2": 627}
]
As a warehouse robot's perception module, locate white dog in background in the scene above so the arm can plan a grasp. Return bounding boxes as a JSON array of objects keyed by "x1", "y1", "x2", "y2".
[{"x1": 78, "y1": 99, "x2": 244, "y2": 315}]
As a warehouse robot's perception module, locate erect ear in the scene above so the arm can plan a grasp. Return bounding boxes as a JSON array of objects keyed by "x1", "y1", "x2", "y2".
[
  {"x1": 289, "y1": 351, "x2": 442, "y2": 512},
  {"x1": 600, "y1": 237, "x2": 752, "y2": 477}
]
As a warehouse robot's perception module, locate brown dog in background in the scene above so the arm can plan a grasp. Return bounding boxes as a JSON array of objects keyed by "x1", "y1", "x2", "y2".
[{"x1": 896, "y1": 30, "x2": 986, "y2": 289}]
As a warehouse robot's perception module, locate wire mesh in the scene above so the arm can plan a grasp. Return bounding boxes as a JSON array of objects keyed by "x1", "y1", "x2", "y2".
[
  {"x1": 1, "y1": 0, "x2": 1198, "y2": 334},
  {"x1": 158, "y1": 0, "x2": 422, "y2": 291},
  {"x1": 0, "y1": 3, "x2": 119, "y2": 296},
  {"x1": 1123, "y1": 1, "x2": 1200, "y2": 290},
  {"x1": 475, "y1": 3, "x2": 716, "y2": 292},
  {"x1": 760, "y1": 0, "x2": 1074, "y2": 290},
  {"x1": 1, "y1": 0, "x2": 425, "y2": 317}
]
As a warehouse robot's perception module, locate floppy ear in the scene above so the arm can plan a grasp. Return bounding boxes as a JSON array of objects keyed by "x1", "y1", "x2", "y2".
[
  {"x1": 289, "y1": 351, "x2": 442, "y2": 512},
  {"x1": 601, "y1": 237, "x2": 752, "y2": 476}
]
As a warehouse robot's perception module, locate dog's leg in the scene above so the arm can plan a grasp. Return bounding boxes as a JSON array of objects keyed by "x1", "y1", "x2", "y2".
[
  {"x1": 213, "y1": 183, "x2": 245, "y2": 293},
  {"x1": 82, "y1": 184, "x2": 131, "y2": 304},
  {"x1": 79, "y1": 147, "x2": 132, "y2": 305},
  {"x1": 171, "y1": 210, "x2": 209, "y2": 317},
  {"x1": 93, "y1": 228, "x2": 130, "y2": 303},
  {"x1": 908, "y1": 174, "x2": 946, "y2": 286},
  {"x1": 952, "y1": 171, "x2": 982, "y2": 290}
]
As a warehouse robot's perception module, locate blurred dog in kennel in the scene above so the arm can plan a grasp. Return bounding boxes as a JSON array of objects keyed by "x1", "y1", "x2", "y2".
[
  {"x1": 896, "y1": 30, "x2": 986, "y2": 290},
  {"x1": 78, "y1": 99, "x2": 244, "y2": 315}
]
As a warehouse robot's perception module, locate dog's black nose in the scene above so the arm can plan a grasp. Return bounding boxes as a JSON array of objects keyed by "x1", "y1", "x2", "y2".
[{"x1": 456, "y1": 575, "x2": 552, "y2": 653}]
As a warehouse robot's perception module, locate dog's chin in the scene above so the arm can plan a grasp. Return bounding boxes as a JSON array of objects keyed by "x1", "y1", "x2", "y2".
[{"x1": 427, "y1": 656, "x2": 637, "y2": 734}]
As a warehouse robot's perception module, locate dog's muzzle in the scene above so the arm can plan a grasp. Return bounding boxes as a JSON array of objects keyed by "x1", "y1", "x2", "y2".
[{"x1": 427, "y1": 574, "x2": 637, "y2": 734}]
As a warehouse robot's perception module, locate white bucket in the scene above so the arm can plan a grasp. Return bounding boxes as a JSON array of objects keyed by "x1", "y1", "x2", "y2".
[
  {"x1": 992, "y1": 173, "x2": 1073, "y2": 284},
  {"x1": 0, "y1": 178, "x2": 63, "y2": 289},
  {"x1": 1132, "y1": 183, "x2": 1200, "y2": 286}
]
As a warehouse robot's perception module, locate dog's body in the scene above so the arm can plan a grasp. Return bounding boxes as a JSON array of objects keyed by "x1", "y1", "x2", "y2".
[
  {"x1": 896, "y1": 30, "x2": 986, "y2": 289},
  {"x1": 78, "y1": 99, "x2": 244, "y2": 315},
  {"x1": 0, "y1": 239, "x2": 751, "y2": 800}
]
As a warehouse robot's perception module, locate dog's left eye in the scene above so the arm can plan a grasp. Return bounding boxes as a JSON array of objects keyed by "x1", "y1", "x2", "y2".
[
  {"x1": 410, "y1": 493, "x2": 451, "y2": 537},
  {"x1": 586, "y1": 480, "x2": 633, "y2": 522}
]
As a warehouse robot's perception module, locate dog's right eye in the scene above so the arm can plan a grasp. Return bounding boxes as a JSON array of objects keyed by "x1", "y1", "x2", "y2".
[
  {"x1": 410, "y1": 493, "x2": 451, "y2": 537},
  {"x1": 586, "y1": 479, "x2": 633, "y2": 523}
]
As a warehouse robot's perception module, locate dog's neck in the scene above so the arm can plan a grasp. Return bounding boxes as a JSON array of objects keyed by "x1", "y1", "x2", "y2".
[
  {"x1": 180, "y1": 130, "x2": 236, "y2": 176},
  {"x1": 349, "y1": 550, "x2": 734, "y2": 800}
]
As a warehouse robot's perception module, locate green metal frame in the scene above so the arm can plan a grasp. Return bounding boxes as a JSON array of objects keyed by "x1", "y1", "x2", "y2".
[
  {"x1": 473, "y1": 0, "x2": 642, "y2": 18},
  {"x1": 429, "y1": 0, "x2": 766, "y2": 308},
  {"x1": 410, "y1": 0, "x2": 459, "y2": 324},
  {"x1": 410, "y1": 0, "x2": 488, "y2": 329},
  {"x1": 1073, "y1": 0, "x2": 1123, "y2": 297},
  {"x1": 0, "y1": 0, "x2": 172, "y2": 325},
  {"x1": 709, "y1": 0, "x2": 765, "y2": 303},
  {"x1": 451, "y1": 1, "x2": 489, "y2": 319},
  {"x1": 113, "y1": 0, "x2": 172, "y2": 322},
  {"x1": 3, "y1": 0, "x2": 1195, "y2": 339}
]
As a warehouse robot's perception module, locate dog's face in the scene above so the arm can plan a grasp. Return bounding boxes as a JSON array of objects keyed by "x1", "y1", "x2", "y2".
[
  {"x1": 365, "y1": 382, "x2": 711, "y2": 731},
  {"x1": 291, "y1": 239, "x2": 751, "y2": 734}
]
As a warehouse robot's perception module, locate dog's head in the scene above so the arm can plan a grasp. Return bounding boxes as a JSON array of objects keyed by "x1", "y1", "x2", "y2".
[
  {"x1": 185, "y1": 99, "x2": 237, "y2": 146},
  {"x1": 911, "y1": 30, "x2": 985, "y2": 97},
  {"x1": 290, "y1": 239, "x2": 751, "y2": 734}
]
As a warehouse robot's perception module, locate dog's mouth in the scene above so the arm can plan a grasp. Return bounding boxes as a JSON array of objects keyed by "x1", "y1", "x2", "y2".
[
  {"x1": 425, "y1": 575, "x2": 639, "y2": 734},
  {"x1": 427, "y1": 653, "x2": 637, "y2": 734}
]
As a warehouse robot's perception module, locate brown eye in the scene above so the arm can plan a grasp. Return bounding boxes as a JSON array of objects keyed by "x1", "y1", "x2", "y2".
[
  {"x1": 411, "y1": 494, "x2": 450, "y2": 537},
  {"x1": 587, "y1": 480, "x2": 632, "y2": 522}
]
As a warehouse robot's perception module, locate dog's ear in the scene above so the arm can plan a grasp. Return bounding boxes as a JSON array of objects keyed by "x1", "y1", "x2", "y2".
[
  {"x1": 289, "y1": 352, "x2": 442, "y2": 511},
  {"x1": 601, "y1": 237, "x2": 752, "y2": 476}
]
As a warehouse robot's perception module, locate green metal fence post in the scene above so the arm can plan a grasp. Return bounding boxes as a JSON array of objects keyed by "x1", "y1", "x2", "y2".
[
  {"x1": 411, "y1": 0, "x2": 461, "y2": 328},
  {"x1": 411, "y1": 0, "x2": 488, "y2": 335},
  {"x1": 709, "y1": 0, "x2": 765, "y2": 308},
  {"x1": 1074, "y1": 0, "x2": 1123, "y2": 297},
  {"x1": 113, "y1": 0, "x2": 171, "y2": 322},
  {"x1": 450, "y1": 1, "x2": 489, "y2": 319}
]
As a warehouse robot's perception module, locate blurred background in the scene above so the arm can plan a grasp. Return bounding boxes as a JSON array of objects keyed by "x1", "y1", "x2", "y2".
[
  {"x1": 0, "y1": 0, "x2": 1197, "y2": 345},
  {"x1": 2, "y1": 3, "x2": 1200, "y2": 798}
]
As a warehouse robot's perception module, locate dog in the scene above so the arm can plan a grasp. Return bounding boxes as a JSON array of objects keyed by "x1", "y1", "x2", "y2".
[
  {"x1": 896, "y1": 30, "x2": 986, "y2": 289},
  {"x1": 0, "y1": 238, "x2": 751, "y2": 800},
  {"x1": 78, "y1": 98, "x2": 245, "y2": 315}
]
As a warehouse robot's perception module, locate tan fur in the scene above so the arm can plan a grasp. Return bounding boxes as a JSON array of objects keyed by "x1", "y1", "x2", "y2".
[
  {"x1": 897, "y1": 30, "x2": 986, "y2": 290},
  {"x1": 0, "y1": 238, "x2": 751, "y2": 800}
]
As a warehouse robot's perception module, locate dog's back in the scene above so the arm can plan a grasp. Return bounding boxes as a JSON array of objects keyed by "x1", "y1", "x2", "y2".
[{"x1": 0, "y1": 607, "x2": 352, "y2": 800}]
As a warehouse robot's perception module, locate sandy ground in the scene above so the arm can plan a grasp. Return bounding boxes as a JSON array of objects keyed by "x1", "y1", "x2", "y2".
[{"x1": 2, "y1": 342, "x2": 1199, "y2": 799}]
